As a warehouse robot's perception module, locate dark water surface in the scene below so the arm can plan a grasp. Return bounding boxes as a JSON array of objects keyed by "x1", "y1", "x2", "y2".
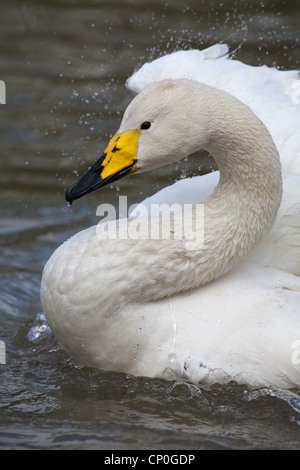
[{"x1": 0, "y1": 0, "x2": 300, "y2": 450}]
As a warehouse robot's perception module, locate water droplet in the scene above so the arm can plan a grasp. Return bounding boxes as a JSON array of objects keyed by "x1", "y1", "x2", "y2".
[{"x1": 26, "y1": 313, "x2": 52, "y2": 343}]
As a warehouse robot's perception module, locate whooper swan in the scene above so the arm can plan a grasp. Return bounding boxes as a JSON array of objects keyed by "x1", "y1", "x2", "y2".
[{"x1": 41, "y1": 46, "x2": 300, "y2": 389}]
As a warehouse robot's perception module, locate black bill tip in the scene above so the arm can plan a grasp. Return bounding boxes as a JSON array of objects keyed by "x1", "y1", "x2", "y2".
[
  {"x1": 65, "y1": 154, "x2": 136, "y2": 204},
  {"x1": 65, "y1": 153, "x2": 107, "y2": 204}
]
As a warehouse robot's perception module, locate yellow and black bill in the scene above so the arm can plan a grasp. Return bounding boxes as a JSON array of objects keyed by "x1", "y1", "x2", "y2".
[{"x1": 65, "y1": 130, "x2": 139, "y2": 204}]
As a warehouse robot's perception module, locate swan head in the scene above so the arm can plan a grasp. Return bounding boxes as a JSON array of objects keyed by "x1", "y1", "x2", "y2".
[{"x1": 66, "y1": 79, "x2": 210, "y2": 202}]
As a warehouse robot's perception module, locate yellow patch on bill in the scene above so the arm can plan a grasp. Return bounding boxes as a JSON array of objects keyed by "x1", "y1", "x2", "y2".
[{"x1": 101, "y1": 130, "x2": 139, "y2": 179}]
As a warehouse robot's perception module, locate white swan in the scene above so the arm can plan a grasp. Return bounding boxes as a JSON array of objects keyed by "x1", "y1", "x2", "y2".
[{"x1": 41, "y1": 45, "x2": 300, "y2": 390}]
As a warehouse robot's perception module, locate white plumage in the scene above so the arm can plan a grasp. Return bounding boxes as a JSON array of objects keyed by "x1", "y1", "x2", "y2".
[
  {"x1": 129, "y1": 45, "x2": 300, "y2": 275},
  {"x1": 41, "y1": 45, "x2": 300, "y2": 389},
  {"x1": 127, "y1": 44, "x2": 300, "y2": 179}
]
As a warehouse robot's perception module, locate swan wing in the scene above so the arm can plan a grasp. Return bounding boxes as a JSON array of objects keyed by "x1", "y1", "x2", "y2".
[{"x1": 130, "y1": 172, "x2": 218, "y2": 217}]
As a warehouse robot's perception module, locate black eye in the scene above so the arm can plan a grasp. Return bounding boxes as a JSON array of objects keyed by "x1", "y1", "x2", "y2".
[{"x1": 140, "y1": 121, "x2": 151, "y2": 130}]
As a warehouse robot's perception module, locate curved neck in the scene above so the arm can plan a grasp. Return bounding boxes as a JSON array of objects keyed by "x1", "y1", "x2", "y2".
[
  {"x1": 195, "y1": 88, "x2": 282, "y2": 283},
  {"x1": 110, "y1": 85, "x2": 283, "y2": 304},
  {"x1": 141, "y1": 88, "x2": 282, "y2": 300}
]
